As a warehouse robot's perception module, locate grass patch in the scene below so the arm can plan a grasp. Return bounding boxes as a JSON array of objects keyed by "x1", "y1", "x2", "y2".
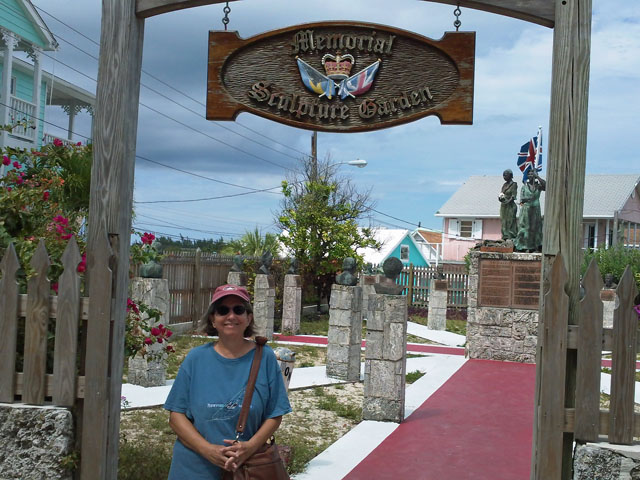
[
  {"x1": 406, "y1": 370, "x2": 426, "y2": 384},
  {"x1": 166, "y1": 334, "x2": 213, "y2": 379},
  {"x1": 299, "y1": 314, "x2": 329, "y2": 336},
  {"x1": 313, "y1": 387, "x2": 361, "y2": 421},
  {"x1": 446, "y1": 318, "x2": 467, "y2": 336}
]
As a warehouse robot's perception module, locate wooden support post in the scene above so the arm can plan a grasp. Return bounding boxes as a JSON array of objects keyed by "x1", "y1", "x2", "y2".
[
  {"x1": 407, "y1": 264, "x2": 414, "y2": 307},
  {"x1": 84, "y1": 1, "x2": 145, "y2": 478},
  {"x1": 531, "y1": 0, "x2": 592, "y2": 479},
  {"x1": 192, "y1": 248, "x2": 202, "y2": 327}
]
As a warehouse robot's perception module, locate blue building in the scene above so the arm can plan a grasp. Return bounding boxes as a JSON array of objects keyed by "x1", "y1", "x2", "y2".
[
  {"x1": 359, "y1": 228, "x2": 443, "y2": 268},
  {"x1": 0, "y1": 0, "x2": 94, "y2": 157}
]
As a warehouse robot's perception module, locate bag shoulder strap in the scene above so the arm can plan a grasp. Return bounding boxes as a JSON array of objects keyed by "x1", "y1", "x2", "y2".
[{"x1": 235, "y1": 336, "x2": 268, "y2": 436}]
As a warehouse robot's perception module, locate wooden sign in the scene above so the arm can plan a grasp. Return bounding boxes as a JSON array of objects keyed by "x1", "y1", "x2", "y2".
[{"x1": 207, "y1": 22, "x2": 475, "y2": 133}]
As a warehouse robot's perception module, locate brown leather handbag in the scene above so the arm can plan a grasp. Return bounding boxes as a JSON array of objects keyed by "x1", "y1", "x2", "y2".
[{"x1": 222, "y1": 337, "x2": 290, "y2": 480}]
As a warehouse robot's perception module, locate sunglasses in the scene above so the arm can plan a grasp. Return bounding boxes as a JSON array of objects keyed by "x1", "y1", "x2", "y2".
[{"x1": 214, "y1": 304, "x2": 247, "y2": 316}]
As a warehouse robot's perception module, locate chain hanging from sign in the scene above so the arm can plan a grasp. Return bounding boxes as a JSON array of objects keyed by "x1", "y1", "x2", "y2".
[
  {"x1": 453, "y1": 4, "x2": 462, "y2": 31},
  {"x1": 206, "y1": 22, "x2": 475, "y2": 133},
  {"x1": 221, "y1": 2, "x2": 231, "y2": 31}
]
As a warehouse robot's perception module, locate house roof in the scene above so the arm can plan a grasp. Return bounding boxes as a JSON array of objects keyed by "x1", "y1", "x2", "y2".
[
  {"x1": 359, "y1": 228, "x2": 409, "y2": 265},
  {"x1": 435, "y1": 174, "x2": 640, "y2": 219},
  {"x1": 416, "y1": 228, "x2": 443, "y2": 244}
]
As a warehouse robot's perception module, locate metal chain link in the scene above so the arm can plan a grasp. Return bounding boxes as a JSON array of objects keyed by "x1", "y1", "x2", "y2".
[
  {"x1": 222, "y1": 2, "x2": 231, "y2": 31},
  {"x1": 453, "y1": 5, "x2": 462, "y2": 31}
]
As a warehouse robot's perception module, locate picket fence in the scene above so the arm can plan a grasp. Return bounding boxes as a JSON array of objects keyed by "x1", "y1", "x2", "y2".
[
  {"x1": 0, "y1": 236, "x2": 115, "y2": 477},
  {"x1": 535, "y1": 257, "x2": 640, "y2": 478},
  {"x1": 396, "y1": 264, "x2": 469, "y2": 308}
]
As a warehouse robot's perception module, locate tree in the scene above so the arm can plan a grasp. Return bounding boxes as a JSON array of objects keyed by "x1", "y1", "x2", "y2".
[
  {"x1": 222, "y1": 227, "x2": 280, "y2": 257},
  {"x1": 276, "y1": 156, "x2": 378, "y2": 309}
]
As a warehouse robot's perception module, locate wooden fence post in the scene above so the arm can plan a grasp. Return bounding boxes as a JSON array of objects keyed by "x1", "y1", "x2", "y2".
[
  {"x1": 536, "y1": 254, "x2": 569, "y2": 480},
  {"x1": 0, "y1": 243, "x2": 19, "y2": 403},
  {"x1": 407, "y1": 264, "x2": 414, "y2": 307},
  {"x1": 192, "y1": 248, "x2": 202, "y2": 326},
  {"x1": 609, "y1": 267, "x2": 640, "y2": 444},
  {"x1": 23, "y1": 240, "x2": 50, "y2": 405}
]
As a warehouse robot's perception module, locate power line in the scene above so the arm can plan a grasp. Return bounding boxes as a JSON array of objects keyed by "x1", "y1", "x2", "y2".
[
  {"x1": 31, "y1": 2, "x2": 311, "y2": 159},
  {"x1": 370, "y1": 208, "x2": 420, "y2": 227}
]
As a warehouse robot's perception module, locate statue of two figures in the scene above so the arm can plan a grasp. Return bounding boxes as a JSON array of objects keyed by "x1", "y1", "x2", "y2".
[{"x1": 499, "y1": 169, "x2": 546, "y2": 252}]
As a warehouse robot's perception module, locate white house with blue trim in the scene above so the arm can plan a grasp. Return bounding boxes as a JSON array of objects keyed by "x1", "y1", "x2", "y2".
[{"x1": 0, "y1": 0, "x2": 94, "y2": 156}]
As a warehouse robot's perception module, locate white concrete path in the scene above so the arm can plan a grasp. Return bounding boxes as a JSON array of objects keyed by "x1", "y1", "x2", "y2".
[{"x1": 406, "y1": 321, "x2": 466, "y2": 347}]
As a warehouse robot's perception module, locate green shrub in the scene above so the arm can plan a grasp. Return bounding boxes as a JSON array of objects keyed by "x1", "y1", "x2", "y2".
[{"x1": 582, "y1": 245, "x2": 640, "y2": 288}]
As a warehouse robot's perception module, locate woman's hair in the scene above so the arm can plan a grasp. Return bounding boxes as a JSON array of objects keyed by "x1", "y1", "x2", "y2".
[{"x1": 199, "y1": 298, "x2": 255, "y2": 337}]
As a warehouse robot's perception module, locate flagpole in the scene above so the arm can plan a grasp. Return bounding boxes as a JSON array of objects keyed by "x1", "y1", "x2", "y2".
[{"x1": 536, "y1": 125, "x2": 543, "y2": 172}]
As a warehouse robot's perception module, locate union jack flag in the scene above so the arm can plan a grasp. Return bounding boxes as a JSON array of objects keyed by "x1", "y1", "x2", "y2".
[
  {"x1": 338, "y1": 60, "x2": 381, "y2": 100},
  {"x1": 517, "y1": 127, "x2": 543, "y2": 182}
]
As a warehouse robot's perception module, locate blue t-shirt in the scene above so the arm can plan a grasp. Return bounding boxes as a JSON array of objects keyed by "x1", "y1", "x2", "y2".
[{"x1": 164, "y1": 342, "x2": 292, "y2": 479}]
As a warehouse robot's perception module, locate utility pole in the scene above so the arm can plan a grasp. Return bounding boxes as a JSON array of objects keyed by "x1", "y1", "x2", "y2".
[{"x1": 311, "y1": 130, "x2": 318, "y2": 180}]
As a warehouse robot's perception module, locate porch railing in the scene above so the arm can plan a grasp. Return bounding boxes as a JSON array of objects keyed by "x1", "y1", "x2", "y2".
[{"x1": 8, "y1": 96, "x2": 36, "y2": 141}]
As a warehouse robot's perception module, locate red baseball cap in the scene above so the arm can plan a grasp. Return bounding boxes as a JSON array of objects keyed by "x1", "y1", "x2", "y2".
[{"x1": 210, "y1": 284, "x2": 250, "y2": 304}]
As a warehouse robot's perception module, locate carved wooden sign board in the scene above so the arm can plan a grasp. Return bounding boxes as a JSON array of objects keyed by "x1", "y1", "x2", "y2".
[{"x1": 206, "y1": 22, "x2": 475, "y2": 133}]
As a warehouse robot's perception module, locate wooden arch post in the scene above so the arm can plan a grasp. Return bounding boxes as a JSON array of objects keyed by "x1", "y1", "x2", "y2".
[{"x1": 87, "y1": 1, "x2": 589, "y2": 479}]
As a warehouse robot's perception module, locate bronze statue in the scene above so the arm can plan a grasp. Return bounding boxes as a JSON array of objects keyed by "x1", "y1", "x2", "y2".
[
  {"x1": 258, "y1": 250, "x2": 273, "y2": 275},
  {"x1": 374, "y1": 257, "x2": 404, "y2": 295},
  {"x1": 515, "y1": 170, "x2": 546, "y2": 252},
  {"x1": 231, "y1": 254, "x2": 244, "y2": 272},
  {"x1": 336, "y1": 257, "x2": 358, "y2": 286},
  {"x1": 498, "y1": 169, "x2": 518, "y2": 240}
]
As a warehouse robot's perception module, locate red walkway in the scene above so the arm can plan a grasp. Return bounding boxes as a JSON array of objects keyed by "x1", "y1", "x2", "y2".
[{"x1": 343, "y1": 359, "x2": 536, "y2": 480}]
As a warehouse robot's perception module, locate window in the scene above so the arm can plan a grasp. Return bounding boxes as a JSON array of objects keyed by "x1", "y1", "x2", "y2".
[
  {"x1": 459, "y1": 220, "x2": 473, "y2": 238},
  {"x1": 400, "y1": 244, "x2": 410, "y2": 262},
  {"x1": 10, "y1": 76, "x2": 17, "y2": 95}
]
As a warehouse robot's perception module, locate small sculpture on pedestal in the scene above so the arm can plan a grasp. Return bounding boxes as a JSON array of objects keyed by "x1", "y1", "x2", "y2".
[
  {"x1": 374, "y1": 257, "x2": 404, "y2": 295},
  {"x1": 515, "y1": 169, "x2": 546, "y2": 252},
  {"x1": 231, "y1": 254, "x2": 244, "y2": 272},
  {"x1": 498, "y1": 169, "x2": 518, "y2": 240},
  {"x1": 336, "y1": 257, "x2": 358, "y2": 286},
  {"x1": 287, "y1": 257, "x2": 299, "y2": 275}
]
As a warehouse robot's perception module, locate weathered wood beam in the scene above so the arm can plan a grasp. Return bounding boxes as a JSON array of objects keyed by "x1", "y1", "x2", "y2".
[
  {"x1": 136, "y1": 0, "x2": 555, "y2": 27},
  {"x1": 532, "y1": 0, "x2": 592, "y2": 479},
  {"x1": 85, "y1": 0, "x2": 145, "y2": 478}
]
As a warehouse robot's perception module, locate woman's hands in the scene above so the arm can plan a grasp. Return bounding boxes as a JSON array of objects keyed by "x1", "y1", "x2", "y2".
[
  {"x1": 199, "y1": 442, "x2": 238, "y2": 470},
  {"x1": 221, "y1": 439, "x2": 260, "y2": 472}
]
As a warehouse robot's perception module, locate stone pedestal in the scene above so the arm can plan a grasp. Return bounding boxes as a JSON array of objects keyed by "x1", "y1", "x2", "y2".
[
  {"x1": 427, "y1": 278, "x2": 447, "y2": 330},
  {"x1": 282, "y1": 275, "x2": 302, "y2": 334},
  {"x1": 127, "y1": 350, "x2": 167, "y2": 387},
  {"x1": 574, "y1": 442, "x2": 640, "y2": 479},
  {"x1": 467, "y1": 250, "x2": 540, "y2": 363},
  {"x1": 254, "y1": 274, "x2": 275, "y2": 340},
  {"x1": 0, "y1": 405, "x2": 74, "y2": 480},
  {"x1": 600, "y1": 289, "x2": 616, "y2": 329},
  {"x1": 227, "y1": 271, "x2": 247, "y2": 286},
  {"x1": 360, "y1": 274, "x2": 378, "y2": 323},
  {"x1": 363, "y1": 294, "x2": 407, "y2": 423},
  {"x1": 326, "y1": 284, "x2": 362, "y2": 381},
  {"x1": 131, "y1": 277, "x2": 170, "y2": 325}
]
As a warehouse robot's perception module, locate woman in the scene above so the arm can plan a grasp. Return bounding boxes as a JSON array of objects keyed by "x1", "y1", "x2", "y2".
[
  {"x1": 515, "y1": 169, "x2": 546, "y2": 252},
  {"x1": 498, "y1": 169, "x2": 518, "y2": 240},
  {"x1": 164, "y1": 284, "x2": 291, "y2": 479}
]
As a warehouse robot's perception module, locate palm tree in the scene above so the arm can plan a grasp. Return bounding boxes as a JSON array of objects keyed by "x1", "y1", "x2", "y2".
[{"x1": 223, "y1": 227, "x2": 279, "y2": 257}]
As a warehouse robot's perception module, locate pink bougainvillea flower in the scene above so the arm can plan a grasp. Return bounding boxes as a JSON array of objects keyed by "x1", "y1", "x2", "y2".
[
  {"x1": 77, "y1": 253, "x2": 86, "y2": 273},
  {"x1": 76, "y1": 142, "x2": 82, "y2": 146},
  {"x1": 61, "y1": 233, "x2": 73, "y2": 240},
  {"x1": 2, "y1": 155, "x2": 9, "y2": 166},
  {"x1": 43, "y1": 191, "x2": 50, "y2": 201},
  {"x1": 635, "y1": 304, "x2": 640, "y2": 316},
  {"x1": 51, "y1": 283, "x2": 59, "y2": 294},
  {"x1": 53, "y1": 138, "x2": 63, "y2": 147},
  {"x1": 12, "y1": 161, "x2": 21, "y2": 169},
  {"x1": 166, "y1": 329, "x2": 173, "y2": 338},
  {"x1": 16, "y1": 177, "x2": 23, "y2": 185},
  {"x1": 150, "y1": 327, "x2": 161, "y2": 337},
  {"x1": 143, "y1": 337, "x2": 153, "y2": 345},
  {"x1": 141, "y1": 232, "x2": 156, "y2": 245},
  {"x1": 157, "y1": 337, "x2": 164, "y2": 343},
  {"x1": 166, "y1": 345, "x2": 175, "y2": 353},
  {"x1": 6, "y1": 187, "x2": 11, "y2": 192}
]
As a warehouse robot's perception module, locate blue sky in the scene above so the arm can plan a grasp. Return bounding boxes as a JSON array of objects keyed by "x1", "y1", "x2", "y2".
[{"x1": 30, "y1": 0, "x2": 640, "y2": 241}]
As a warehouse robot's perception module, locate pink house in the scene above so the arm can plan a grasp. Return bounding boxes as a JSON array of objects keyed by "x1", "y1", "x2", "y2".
[{"x1": 435, "y1": 174, "x2": 640, "y2": 262}]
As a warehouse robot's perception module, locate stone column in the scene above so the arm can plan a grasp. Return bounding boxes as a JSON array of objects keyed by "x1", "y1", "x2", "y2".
[
  {"x1": 326, "y1": 284, "x2": 362, "y2": 381},
  {"x1": 282, "y1": 274, "x2": 302, "y2": 334},
  {"x1": 363, "y1": 294, "x2": 408, "y2": 423},
  {"x1": 360, "y1": 274, "x2": 378, "y2": 323},
  {"x1": 253, "y1": 274, "x2": 275, "y2": 340},
  {"x1": 427, "y1": 278, "x2": 448, "y2": 330},
  {"x1": 600, "y1": 289, "x2": 615, "y2": 329},
  {"x1": 130, "y1": 277, "x2": 170, "y2": 326},
  {"x1": 227, "y1": 271, "x2": 247, "y2": 286}
]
